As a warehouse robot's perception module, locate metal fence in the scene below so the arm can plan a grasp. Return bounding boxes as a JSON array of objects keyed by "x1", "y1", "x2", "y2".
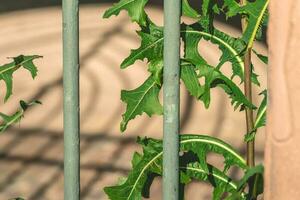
[{"x1": 62, "y1": 0, "x2": 181, "y2": 199}]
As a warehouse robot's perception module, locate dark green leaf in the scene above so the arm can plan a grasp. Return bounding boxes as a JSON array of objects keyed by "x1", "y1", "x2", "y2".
[
  {"x1": 223, "y1": 0, "x2": 240, "y2": 18},
  {"x1": 179, "y1": 134, "x2": 247, "y2": 171},
  {"x1": 240, "y1": 0, "x2": 269, "y2": 48},
  {"x1": 121, "y1": 23, "x2": 163, "y2": 69},
  {"x1": 245, "y1": 90, "x2": 267, "y2": 142},
  {"x1": 148, "y1": 60, "x2": 163, "y2": 85},
  {"x1": 181, "y1": 60, "x2": 255, "y2": 110},
  {"x1": 182, "y1": 23, "x2": 249, "y2": 83},
  {"x1": 182, "y1": 0, "x2": 200, "y2": 19},
  {"x1": 0, "y1": 55, "x2": 42, "y2": 101},
  {"x1": 0, "y1": 100, "x2": 41, "y2": 133},
  {"x1": 181, "y1": 61, "x2": 204, "y2": 98},
  {"x1": 120, "y1": 76, "x2": 162, "y2": 132},
  {"x1": 253, "y1": 49, "x2": 268, "y2": 64},
  {"x1": 223, "y1": 0, "x2": 269, "y2": 49},
  {"x1": 237, "y1": 165, "x2": 264, "y2": 199},
  {"x1": 104, "y1": 134, "x2": 247, "y2": 200}
]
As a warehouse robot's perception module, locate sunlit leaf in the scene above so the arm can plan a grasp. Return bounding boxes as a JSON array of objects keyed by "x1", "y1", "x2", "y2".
[
  {"x1": 104, "y1": 134, "x2": 247, "y2": 200},
  {"x1": 121, "y1": 22, "x2": 163, "y2": 69},
  {"x1": 0, "y1": 55, "x2": 42, "y2": 101},
  {"x1": 0, "y1": 100, "x2": 41, "y2": 133},
  {"x1": 120, "y1": 76, "x2": 162, "y2": 132},
  {"x1": 103, "y1": 0, "x2": 148, "y2": 26}
]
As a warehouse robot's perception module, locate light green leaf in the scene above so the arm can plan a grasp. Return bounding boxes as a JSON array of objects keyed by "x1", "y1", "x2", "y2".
[
  {"x1": 0, "y1": 55, "x2": 42, "y2": 101},
  {"x1": 103, "y1": 0, "x2": 148, "y2": 26},
  {"x1": 120, "y1": 76, "x2": 162, "y2": 132},
  {"x1": 0, "y1": 100, "x2": 41, "y2": 133}
]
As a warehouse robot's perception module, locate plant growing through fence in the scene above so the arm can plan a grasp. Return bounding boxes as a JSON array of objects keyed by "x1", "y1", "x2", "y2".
[
  {"x1": 102, "y1": 0, "x2": 268, "y2": 199},
  {"x1": 0, "y1": 55, "x2": 41, "y2": 133}
]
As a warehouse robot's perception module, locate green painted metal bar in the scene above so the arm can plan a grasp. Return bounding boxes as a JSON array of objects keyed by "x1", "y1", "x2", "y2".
[
  {"x1": 62, "y1": 0, "x2": 80, "y2": 199},
  {"x1": 163, "y1": 0, "x2": 181, "y2": 199}
]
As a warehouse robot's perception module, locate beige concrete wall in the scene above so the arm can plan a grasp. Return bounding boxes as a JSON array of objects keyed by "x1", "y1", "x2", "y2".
[{"x1": 265, "y1": 0, "x2": 300, "y2": 198}]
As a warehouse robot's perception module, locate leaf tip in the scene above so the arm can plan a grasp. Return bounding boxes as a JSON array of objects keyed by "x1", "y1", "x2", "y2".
[{"x1": 120, "y1": 120, "x2": 127, "y2": 132}]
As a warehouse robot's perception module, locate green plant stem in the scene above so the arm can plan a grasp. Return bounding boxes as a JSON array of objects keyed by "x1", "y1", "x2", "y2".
[{"x1": 240, "y1": 0, "x2": 255, "y2": 168}]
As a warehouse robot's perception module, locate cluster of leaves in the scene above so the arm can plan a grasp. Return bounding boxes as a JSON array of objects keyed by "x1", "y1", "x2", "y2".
[
  {"x1": 102, "y1": 0, "x2": 268, "y2": 199},
  {"x1": 0, "y1": 55, "x2": 41, "y2": 134},
  {"x1": 105, "y1": 135, "x2": 263, "y2": 199}
]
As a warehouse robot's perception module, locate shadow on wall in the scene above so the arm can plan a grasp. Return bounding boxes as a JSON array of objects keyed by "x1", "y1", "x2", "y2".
[
  {"x1": 0, "y1": 0, "x2": 160, "y2": 13},
  {"x1": 0, "y1": 0, "x2": 251, "y2": 35}
]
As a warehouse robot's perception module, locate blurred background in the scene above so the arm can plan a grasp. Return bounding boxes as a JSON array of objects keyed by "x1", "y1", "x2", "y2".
[{"x1": 0, "y1": 1, "x2": 267, "y2": 199}]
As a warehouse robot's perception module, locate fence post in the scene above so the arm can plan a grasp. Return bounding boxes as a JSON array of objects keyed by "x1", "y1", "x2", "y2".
[
  {"x1": 62, "y1": 0, "x2": 80, "y2": 199},
  {"x1": 163, "y1": 0, "x2": 181, "y2": 199}
]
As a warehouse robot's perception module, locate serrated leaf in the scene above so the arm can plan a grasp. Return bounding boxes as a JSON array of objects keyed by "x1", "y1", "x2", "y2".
[
  {"x1": 181, "y1": 61, "x2": 204, "y2": 98},
  {"x1": 240, "y1": 0, "x2": 269, "y2": 49},
  {"x1": 0, "y1": 55, "x2": 41, "y2": 101},
  {"x1": 181, "y1": 60, "x2": 255, "y2": 110},
  {"x1": 121, "y1": 23, "x2": 163, "y2": 69},
  {"x1": 179, "y1": 134, "x2": 247, "y2": 171},
  {"x1": 201, "y1": 0, "x2": 221, "y2": 30},
  {"x1": 245, "y1": 90, "x2": 267, "y2": 142},
  {"x1": 223, "y1": 0, "x2": 269, "y2": 49},
  {"x1": 253, "y1": 49, "x2": 268, "y2": 65},
  {"x1": 237, "y1": 165, "x2": 264, "y2": 199},
  {"x1": 131, "y1": 152, "x2": 143, "y2": 167},
  {"x1": 104, "y1": 136, "x2": 162, "y2": 200},
  {"x1": 104, "y1": 134, "x2": 246, "y2": 200},
  {"x1": 182, "y1": 162, "x2": 239, "y2": 199},
  {"x1": 203, "y1": 65, "x2": 255, "y2": 110},
  {"x1": 103, "y1": 0, "x2": 148, "y2": 26},
  {"x1": 182, "y1": 0, "x2": 200, "y2": 19},
  {"x1": 148, "y1": 60, "x2": 163, "y2": 85},
  {"x1": 0, "y1": 100, "x2": 41, "y2": 133},
  {"x1": 182, "y1": 23, "x2": 249, "y2": 83},
  {"x1": 120, "y1": 76, "x2": 162, "y2": 132}
]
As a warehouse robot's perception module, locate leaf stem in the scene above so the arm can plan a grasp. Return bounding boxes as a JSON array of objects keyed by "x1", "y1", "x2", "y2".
[{"x1": 240, "y1": 0, "x2": 255, "y2": 168}]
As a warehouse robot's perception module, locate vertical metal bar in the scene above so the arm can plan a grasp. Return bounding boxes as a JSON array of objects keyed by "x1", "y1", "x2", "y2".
[
  {"x1": 62, "y1": 0, "x2": 80, "y2": 199},
  {"x1": 163, "y1": 0, "x2": 181, "y2": 199}
]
